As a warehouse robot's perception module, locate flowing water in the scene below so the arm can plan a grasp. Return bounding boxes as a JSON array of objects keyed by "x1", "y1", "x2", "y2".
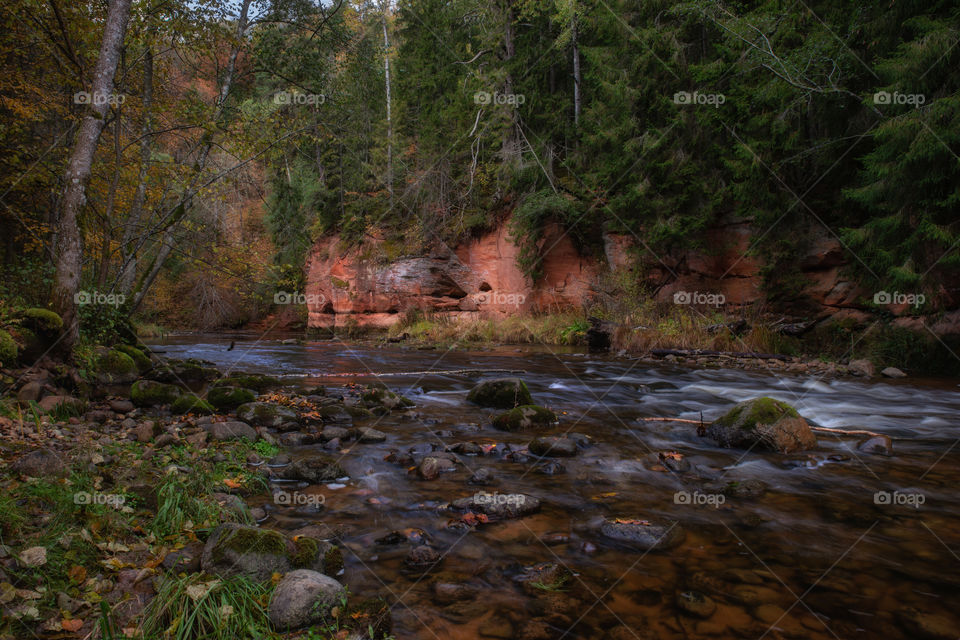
[{"x1": 153, "y1": 335, "x2": 960, "y2": 639}]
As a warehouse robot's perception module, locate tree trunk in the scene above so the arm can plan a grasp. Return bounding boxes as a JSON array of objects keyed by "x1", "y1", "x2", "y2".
[
  {"x1": 571, "y1": 10, "x2": 581, "y2": 128},
  {"x1": 117, "y1": 44, "x2": 153, "y2": 296},
  {"x1": 52, "y1": 0, "x2": 133, "y2": 356},
  {"x1": 380, "y1": 1, "x2": 393, "y2": 208}
]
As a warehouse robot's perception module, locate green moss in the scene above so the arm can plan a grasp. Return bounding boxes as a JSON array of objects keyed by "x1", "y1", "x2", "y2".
[
  {"x1": 114, "y1": 344, "x2": 152, "y2": 373},
  {"x1": 715, "y1": 397, "x2": 798, "y2": 431},
  {"x1": 345, "y1": 405, "x2": 375, "y2": 419},
  {"x1": 290, "y1": 537, "x2": 319, "y2": 567},
  {"x1": 212, "y1": 526, "x2": 288, "y2": 566},
  {"x1": 131, "y1": 380, "x2": 182, "y2": 407},
  {"x1": 330, "y1": 276, "x2": 349, "y2": 289},
  {"x1": 323, "y1": 545, "x2": 344, "y2": 575},
  {"x1": 361, "y1": 387, "x2": 414, "y2": 409},
  {"x1": 0, "y1": 330, "x2": 17, "y2": 367},
  {"x1": 172, "y1": 394, "x2": 215, "y2": 415},
  {"x1": 207, "y1": 386, "x2": 256, "y2": 411},
  {"x1": 466, "y1": 377, "x2": 533, "y2": 409},
  {"x1": 20, "y1": 308, "x2": 63, "y2": 334},
  {"x1": 213, "y1": 375, "x2": 281, "y2": 392},
  {"x1": 492, "y1": 405, "x2": 557, "y2": 431},
  {"x1": 96, "y1": 349, "x2": 137, "y2": 377}
]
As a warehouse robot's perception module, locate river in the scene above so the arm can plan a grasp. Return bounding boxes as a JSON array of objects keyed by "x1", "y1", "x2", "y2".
[{"x1": 151, "y1": 334, "x2": 960, "y2": 639}]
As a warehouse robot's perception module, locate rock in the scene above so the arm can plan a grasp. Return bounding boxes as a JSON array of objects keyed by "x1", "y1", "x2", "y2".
[
  {"x1": 353, "y1": 426, "x2": 387, "y2": 443},
  {"x1": 515, "y1": 562, "x2": 573, "y2": 595},
  {"x1": 109, "y1": 399, "x2": 134, "y2": 413},
  {"x1": 130, "y1": 380, "x2": 181, "y2": 407},
  {"x1": 17, "y1": 381, "x2": 43, "y2": 405},
  {"x1": 135, "y1": 421, "x2": 158, "y2": 442},
  {"x1": 529, "y1": 436, "x2": 578, "y2": 457},
  {"x1": 586, "y1": 316, "x2": 613, "y2": 352},
  {"x1": 857, "y1": 435, "x2": 893, "y2": 456},
  {"x1": 319, "y1": 426, "x2": 350, "y2": 441},
  {"x1": 11, "y1": 449, "x2": 67, "y2": 477},
  {"x1": 214, "y1": 374, "x2": 281, "y2": 392},
  {"x1": 186, "y1": 431, "x2": 208, "y2": 447},
  {"x1": 94, "y1": 350, "x2": 138, "y2": 384},
  {"x1": 201, "y1": 523, "x2": 341, "y2": 581},
  {"x1": 84, "y1": 409, "x2": 113, "y2": 423},
  {"x1": 404, "y1": 545, "x2": 442, "y2": 571},
  {"x1": 154, "y1": 433, "x2": 177, "y2": 448},
  {"x1": 37, "y1": 395, "x2": 83, "y2": 414},
  {"x1": 280, "y1": 455, "x2": 346, "y2": 483},
  {"x1": 468, "y1": 468, "x2": 496, "y2": 485},
  {"x1": 237, "y1": 402, "x2": 300, "y2": 428},
  {"x1": 600, "y1": 518, "x2": 685, "y2": 550},
  {"x1": 492, "y1": 405, "x2": 557, "y2": 431},
  {"x1": 113, "y1": 344, "x2": 152, "y2": 373},
  {"x1": 677, "y1": 591, "x2": 716, "y2": 618},
  {"x1": 418, "y1": 456, "x2": 456, "y2": 480},
  {"x1": 431, "y1": 574, "x2": 478, "y2": 604},
  {"x1": 449, "y1": 441, "x2": 482, "y2": 455},
  {"x1": 150, "y1": 358, "x2": 220, "y2": 384},
  {"x1": 268, "y1": 569, "x2": 346, "y2": 631},
  {"x1": 162, "y1": 542, "x2": 204, "y2": 573},
  {"x1": 205, "y1": 421, "x2": 258, "y2": 442},
  {"x1": 0, "y1": 329, "x2": 17, "y2": 367},
  {"x1": 451, "y1": 492, "x2": 541, "y2": 520},
  {"x1": 881, "y1": 366, "x2": 907, "y2": 378},
  {"x1": 171, "y1": 394, "x2": 215, "y2": 415},
  {"x1": 707, "y1": 397, "x2": 817, "y2": 453},
  {"x1": 847, "y1": 359, "x2": 875, "y2": 377},
  {"x1": 207, "y1": 386, "x2": 256, "y2": 411},
  {"x1": 361, "y1": 387, "x2": 414, "y2": 410},
  {"x1": 466, "y1": 377, "x2": 533, "y2": 409},
  {"x1": 536, "y1": 461, "x2": 565, "y2": 475},
  {"x1": 720, "y1": 479, "x2": 768, "y2": 499}
]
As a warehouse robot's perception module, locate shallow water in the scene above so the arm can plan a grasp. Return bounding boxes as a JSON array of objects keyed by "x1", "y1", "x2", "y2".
[{"x1": 153, "y1": 335, "x2": 960, "y2": 639}]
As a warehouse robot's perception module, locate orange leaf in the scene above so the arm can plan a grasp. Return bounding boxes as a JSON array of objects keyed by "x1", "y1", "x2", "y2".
[
  {"x1": 222, "y1": 478, "x2": 242, "y2": 489},
  {"x1": 67, "y1": 565, "x2": 86, "y2": 584},
  {"x1": 61, "y1": 619, "x2": 83, "y2": 632}
]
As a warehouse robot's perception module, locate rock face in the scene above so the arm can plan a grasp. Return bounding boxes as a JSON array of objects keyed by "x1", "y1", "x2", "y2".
[
  {"x1": 269, "y1": 569, "x2": 346, "y2": 631},
  {"x1": 707, "y1": 397, "x2": 817, "y2": 454},
  {"x1": 466, "y1": 378, "x2": 533, "y2": 409}
]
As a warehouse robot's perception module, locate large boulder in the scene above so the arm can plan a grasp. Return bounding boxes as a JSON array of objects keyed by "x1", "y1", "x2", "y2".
[
  {"x1": 237, "y1": 402, "x2": 299, "y2": 428},
  {"x1": 268, "y1": 570, "x2": 346, "y2": 631},
  {"x1": 11, "y1": 449, "x2": 68, "y2": 477},
  {"x1": 94, "y1": 349, "x2": 139, "y2": 384},
  {"x1": 492, "y1": 405, "x2": 557, "y2": 432},
  {"x1": 113, "y1": 344, "x2": 153, "y2": 373},
  {"x1": 130, "y1": 380, "x2": 182, "y2": 407},
  {"x1": 706, "y1": 397, "x2": 817, "y2": 454},
  {"x1": 466, "y1": 377, "x2": 533, "y2": 409},
  {"x1": 171, "y1": 394, "x2": 215, "y2": 415},
  {"x1": 201, "y1": 523, "x2": 341, "y2": 582}
]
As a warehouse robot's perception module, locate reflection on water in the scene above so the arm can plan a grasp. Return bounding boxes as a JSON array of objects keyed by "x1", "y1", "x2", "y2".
[{"x1": 152, "y1": 335, "x2": 960, "y2": 639}]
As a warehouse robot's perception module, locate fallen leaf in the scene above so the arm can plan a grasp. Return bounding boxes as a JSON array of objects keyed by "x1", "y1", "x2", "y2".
[
  {"x1": 185, "y1": 580, "x2": 219, "y2": 601},
  {"x1": 222, "y1": 478, "x2": 242, "y2": 489},
  {"x1": 61, "y1": 618, "x2": 83, "y2": 632},
  {"x1": 16, "y1": 589, "x2": 42, "y2": 600},
  {"x1": 68, "y1": 565, "x2": 87, "y2": 584},
  {"x1": 0, "y1": 582, "x2": 15, "y2": 604},
  {"x1": 18, "y1": 546, "x2": 47, "y2": 567}
]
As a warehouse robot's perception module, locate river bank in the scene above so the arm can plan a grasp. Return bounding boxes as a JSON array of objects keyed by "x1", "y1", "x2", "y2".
[{"x1": 2, "y1": 338, "x2": 959, "y2": 639}]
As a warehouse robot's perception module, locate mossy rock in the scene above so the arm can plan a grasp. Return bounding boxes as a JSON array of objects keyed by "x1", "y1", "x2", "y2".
[
  {"x1": 0, "y1": 330, "x2": 17, "y2": 367},
  {"x1": 280, "y1": 454, "x2": 346, "y2": 483},
  {"x1": 707, "y1": 397, "x2": 817, "y2": 453},
  {"x1": 95, "y1": 349, "x2": 138, "y2": 384},
  {"x1": 213, "y1": 374, "x2": 281, "y2": 392},
  {"x1": 492, "y1": 405, "x2": 557, "y2": 432},
  {"x1": 361, "y1": 386, "x2": 414, "y2": 410},
  {"x1": 172, "y1": 394, "x2": 215, "y2": 415},
  {"x1": 237, "y1": 401, "x2": 299, "y2": 428},
  {"x1": 19, "y1": 308, "x2": 63, "y2": 335},
  {"x1": 113, "y1": 344, "x2": 152, "y2": 373},
  {"x1": 201, "y1": 523, "x2": 342, "y2": 581},
  {"x1": 344, "y1": 405, "x2": 375, "y2": 419},
  {"x1": 130, "y1": 379, "x2": 182, "y2": 407},
  {"x1": 466, "y1": 377, "x2": 533, "y2": 409},
  {"x1": 207, "y1": 386, "x2": 256, "y2": 411},
  {"x1": 151, "y1": 358, "x2": 220, "y2": 383}
]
